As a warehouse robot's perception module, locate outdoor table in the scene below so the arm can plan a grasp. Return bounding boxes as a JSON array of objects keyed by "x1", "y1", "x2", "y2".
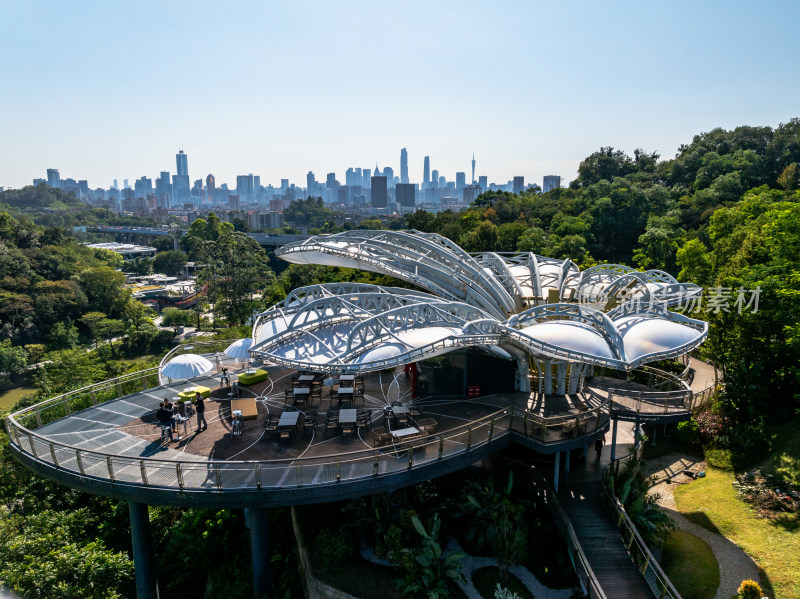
[
  {"x1": 297, "y1": 374, "x2": 315, "y2": 383},
  {"x1": 339, "y1": 409, "x2": 357, "y2": 424},
  {"x1": 172, "y1": 414, "x2": 189, "y2": 439},
  {"x1": 231, "y1": 397, "x2": 258, "y2": 420},
  {"x1": 391, "y1": 426, "x2": 420, "y2": 439},
  {"x1": 338, "y1": 387, "x2": 354, "y2": 395},
  {"x1": 391, "y1": 405, "x2": 410, "y2": 415},
  {"x1": 293, "y1": 387, "x2": 310, "y2": 396},
  {"x1": 338, "y1": 374, "x2": 355, "y2": 383},
  {"x1": 278, "y1": 411, "x2": 300, "y2": 429}
]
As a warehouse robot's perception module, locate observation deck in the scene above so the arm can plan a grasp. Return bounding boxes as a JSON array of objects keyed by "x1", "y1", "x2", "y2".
[{"x1": 5, "y1": 343, "x2": 695, "y2": 509}]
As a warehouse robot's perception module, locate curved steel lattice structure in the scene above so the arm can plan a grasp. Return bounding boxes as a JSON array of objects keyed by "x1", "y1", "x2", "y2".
[{"x1": 254, "y1": 230, "x2": 708, "y2": 385}]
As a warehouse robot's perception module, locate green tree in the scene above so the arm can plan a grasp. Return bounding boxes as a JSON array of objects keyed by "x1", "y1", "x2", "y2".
[
  {"x1": 123, "y1": 297, "x2": 150, "y2": 335},
  {"x1": 777, "y1": 163, "x2": 800, "y2": 190},
  {"x1": 80, "y1": 311, "x2": 108, "y2": 349},
  {"x1": 73, "y1": 266, "x2": 128, "y2": 317},
  {"x1": 198, "y1": 231, "x2": 274, "y2": 326},
  {"x1": 152, "y1": 250, "x2": 188, "y2": 277},
  {"x1": 0, "y1": 339, "x2": 27, "y2": 383},
  {"x1": 47, "y1": 320, "x2": 80, "y2": 350},
  {"x1": 126, "y1": 256, "x2": 153, "y2": 276}
]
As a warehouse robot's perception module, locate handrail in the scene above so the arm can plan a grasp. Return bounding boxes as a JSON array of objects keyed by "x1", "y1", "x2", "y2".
[
  {"x1": 601, "y1": 458, "x2": 683, "y2": 599},
  {"x1": 494, "y1": 456, "x2": 607, "y2": 599}
]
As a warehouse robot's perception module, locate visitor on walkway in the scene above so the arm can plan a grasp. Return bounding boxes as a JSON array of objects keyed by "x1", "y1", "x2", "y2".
[
  {"x1": 194, "y1": 392, "x2": 207, "y2": 432},
  {"x1": 594, "y1": 435, "x2": 605, "y2": 458},
  {"x1": 156, "y1": 402, "x2": 174, "y2": 443}
]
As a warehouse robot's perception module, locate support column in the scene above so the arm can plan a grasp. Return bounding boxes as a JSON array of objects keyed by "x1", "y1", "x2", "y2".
[
  {"x1": 128, "y1": 502, "x2": 158, "y2": 599},
  {"x1": 247, "y1": 507, "x2": 272, "y2": 598},
  {"x1": 610, "y1": 418, "x2": 619, "y2": 461},
  {"x1": 553, "y1": 451, "x2": 561, "y2": 492},
  {"x1": 543, "y1": 359, "x2": 552, "y2": 395},
  {"x1": 633, "y1": 414, "x2": 641, "y2": 453},
  {"x1": 556, "y1": 362, "x2": 566, "y2": 395},
  {"x1": 565, "y1": 448, "x2": 571, "y2": 473}
]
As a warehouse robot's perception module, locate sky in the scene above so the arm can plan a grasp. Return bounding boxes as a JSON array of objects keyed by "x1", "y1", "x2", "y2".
[{"x1": 1, "y1": 0, "x2": 799, "y2": 191}]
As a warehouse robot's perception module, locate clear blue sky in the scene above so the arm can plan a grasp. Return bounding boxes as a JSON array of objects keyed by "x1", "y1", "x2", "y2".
[{"x1": 1, "y1": 1, "x2": 798, "y2": 190}]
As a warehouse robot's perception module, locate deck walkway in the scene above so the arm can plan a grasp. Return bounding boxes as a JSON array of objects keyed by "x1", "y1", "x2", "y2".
[{"x1": 560, "y1": 481, "x2": 652, "y2": 598}]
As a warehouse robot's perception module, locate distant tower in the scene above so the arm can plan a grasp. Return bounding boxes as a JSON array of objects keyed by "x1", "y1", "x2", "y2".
[
  {"x1": 176, "y1": 150, "x2": 188, "y2": 177},
  {"x1": 471, "y1": 151, "x2": 476, "y2": 185},
  {"x1": 423, "y1": 156, "x2": 430, "y2": 188},
  {"x1": 46, "y1": 168, "x2": 61, "y2": 188},
  {"x1": 400, "y1": 148, "x2": 409, "y2": 184},
  {"x1": 206, "y1": 174, "x2": 215, "y2": 203}
]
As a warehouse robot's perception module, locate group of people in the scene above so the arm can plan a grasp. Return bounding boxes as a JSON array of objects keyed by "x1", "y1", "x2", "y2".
[{"x1": 155, "y1": 393, "x2": 207, "y2": 443}]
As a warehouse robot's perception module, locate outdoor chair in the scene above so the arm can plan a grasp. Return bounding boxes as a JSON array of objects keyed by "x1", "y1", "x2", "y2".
[
  {"x1": 324, "y1": 414, "x2": 339, "y2": 439},
  {"x1": 340, "y1": 422, "x2": 355, "y2": 436},
  {"x1": 284, "y1": 389, "x2": 294, "y2": 402},
  {"x1": 372, "y1": 426, "x2": 393, "y2": 447},
  {"x1": 278, "y1": 429, "x2": 292, "y2": 442},
  {"x1": 264, "y1": 415, "x2": 279, "y2": 439},
  {"x1": 303, "y1": 412, "x2": 317, "y2": 436}
]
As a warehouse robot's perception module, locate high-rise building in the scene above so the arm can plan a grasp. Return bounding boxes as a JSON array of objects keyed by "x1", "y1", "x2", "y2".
[
  {"x1": 478, "y1": 175, "x2": 488, "y2": 190},
  {"x1": 396, "y1": 183, "x2": 415, "y2": 208},
  {"x1": 176, "y1": 150, "x2": 188, "y2": 177},
  {"x1": 307, "y1": 171, "x2": 316, "y2": 194},
  {"x1": 383, "y1": 166, "x2": 394, "y2": 186},
  {"x1": 456, "y1": 172, "x2": 466, "y2": 190},
  {"x1": 206, "y1": 174, "x2": 216, "y2": 203},
  {"x1": 363, "y1": 168, "x2": 371, "y2": 183},
  {"x1": 431, "y1": 170, "x2": 439, "y2": 187},
  {"x1": 281, "y1": 179, "x2": 289, "y2": 192},
  {"x1": 236, "y1": 174, "x2": 255, "y2": 203},
  {"x1": 472, "y1": 152, "x2": 476, "y2": 184},
  {"x1": 423, "y1": 156, "x2": 430, "y2": 188},
  {"x1": 543, "y1": 175, "x2": 561, "y2": 192},
  {"x1": 462, "y1": 184, "x2": 480, "y2": 205},
  {"x1": 134, "y1": 176, "x2": 153, "y2": 199},
  {"x1": 371, "y1": 175, "x2": 387, "y2": 208},
  {"x1": 513, "y1": 176, "x2": 525, "y2": 194},
  {"x1": 46, "y1": 169, "x2": 61, "y2": 188},
  {"x1": 400, "y1": 148, "x2": 409, "y2": 184},
  {"x1": 326, "y1": 173, "x2": 337, "y2": 188}
]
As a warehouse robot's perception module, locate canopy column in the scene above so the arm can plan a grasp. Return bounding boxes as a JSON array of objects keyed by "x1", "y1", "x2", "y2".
[{"x1": 128, "y1": 501, "x2": 158, "y2": 599}]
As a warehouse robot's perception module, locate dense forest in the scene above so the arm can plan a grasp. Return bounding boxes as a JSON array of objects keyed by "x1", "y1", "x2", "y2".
[{"x1": 0, "y1": 120, "x2": 799, "y2": 598}]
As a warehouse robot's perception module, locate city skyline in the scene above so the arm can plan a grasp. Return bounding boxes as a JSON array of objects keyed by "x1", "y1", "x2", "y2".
[{"x1": 2, "y1": 2, "x2": 799, "y2": 189}]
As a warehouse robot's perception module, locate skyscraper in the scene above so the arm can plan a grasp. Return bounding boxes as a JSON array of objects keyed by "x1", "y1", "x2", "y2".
[
  {"x1": 513, "y1": 176, "x2": 525, "y2": 194},
  {"x1": 431, "y1": 170, "x2": 439, "y2": 187},
  {"x1": 206, "y1": 174, "x2": 215, "y2": 204},
  {"x1": 543, "y1": 175, "x2": 561, "y2": 192},
  {"x1": 456, "y1": 172, "x2": 466, "y2": 190},
  {"x1": 423, "y1": 156, "x2": 430, "y2": 188},
  {"x1": 371, "y1": 175, "x2": 387, "y2": 208},
  {"x1": 478, "y1": 175, "x2": 487, "y2": 190},
  {"x1": 396, "y1": 183, "x2": 415, "y2": 208},
  {"x1": 471, "y1": 152, "x2": 476, "y2": 184},
  {"x1": 400, "y1": 148, "x2": 409, "y2": 184},
  {"x1": 176, "y1": 150, "x2": 188, "y2": 177},
  {"x1": 46, "y1": 169, "x2": 60, "y2": 188},
  {"x1": 307, "y1": 171, "x2": 316, "y2": 194}
]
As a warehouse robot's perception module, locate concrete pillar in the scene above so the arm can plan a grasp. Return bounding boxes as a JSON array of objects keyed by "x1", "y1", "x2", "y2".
[
  {"x1": 128, "y1": 502, "x2": 158, "y2": 599},
  {"x1": 247, "y1": 507, "x2": 272, "y2": 598},
  {"x1": 556, "y1": 363, "x2": 566, "y2": 395},
  {"x1": 634, "y1": 415, "x2": 641, "y2": 452},
  {"x1": 553, "y1": 451, "x2": 561, "y2": 492},
  {"x1": 565, "y1": 448, "x2": 571, "y2": 473},
  {"x1": 610, "y1": 418, "x2": 619, "y2": 461},
  {"x1": 543, "y1": 360, "x2": 552, "y2": 395}
]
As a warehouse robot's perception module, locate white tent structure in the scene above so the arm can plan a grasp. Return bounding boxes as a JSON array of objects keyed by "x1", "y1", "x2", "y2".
[
  {"x1": 250, "y1": 231, "x2": 708, "y2": 394},
  {"x1": 160, "y1": 354, "x2": 214, "y2": 380},
  {"x1": 224, "y1": 338, "x2": 253, "y2": 361}
]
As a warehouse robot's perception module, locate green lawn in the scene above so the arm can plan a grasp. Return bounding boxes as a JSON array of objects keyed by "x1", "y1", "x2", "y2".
[
  {"x1": 659, "y1": 530, "x2": 719, "y2": 599},
  {"x1": 673, "y1": 468, "x2": 799, "y2": 598},
  {"x1": 0, "y1": 387, "x2": 37, "y2": 413},
  {"x1": 762, "y1": 419, "x2": 800, "y2": 486},
  {"x1": 472, "y1": 567, "x2": 534, "y2": 599}
]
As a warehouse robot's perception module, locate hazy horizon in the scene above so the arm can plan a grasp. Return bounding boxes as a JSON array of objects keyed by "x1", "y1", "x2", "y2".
[{"x1": 2, "y1": 1, "x2": 798, "y2": 190}]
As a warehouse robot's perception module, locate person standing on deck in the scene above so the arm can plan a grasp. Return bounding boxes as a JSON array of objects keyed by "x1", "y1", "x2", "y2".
[{"x1": 194, "y1": 392, "x2": 207, "y2": 432}]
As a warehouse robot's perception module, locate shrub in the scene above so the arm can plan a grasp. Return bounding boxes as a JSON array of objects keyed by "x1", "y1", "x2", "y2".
[
  {"x1": 675, "y1": 419, "x2": 700, "y2": 445},
  {"x1": 314, "y1": 526, "x2": 354, "y2": 571},
  {"x1": 695, "y1": 410, "x2": 730, "y2": 444},
  {"x1": 727, "y1": 421, "x2": 769, "y2": 456},
  {"x1": 737, "y1": 578, "x2": 762, "y2": 599}
]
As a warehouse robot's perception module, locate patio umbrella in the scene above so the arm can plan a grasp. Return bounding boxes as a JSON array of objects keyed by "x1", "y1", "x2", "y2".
[
  {"x1": 224, "y1": 338, "x2": 253, "y2": 360},
  {"x1": 161, "y1": 354, "x2": 214, "y2": 380}
]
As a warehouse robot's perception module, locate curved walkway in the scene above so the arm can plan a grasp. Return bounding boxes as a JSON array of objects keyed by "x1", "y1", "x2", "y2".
[{"x1": 647, "y1": 453, "x2": 760, "y2": 599}]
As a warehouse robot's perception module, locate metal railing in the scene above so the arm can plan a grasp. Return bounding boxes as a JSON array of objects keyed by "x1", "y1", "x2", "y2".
[
  {"x1": 5, "y1": 364, "x2": 618, "y2": 495},
  {"x1": 601, "y1": 459, "x2": 683, "y2": 599}
]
